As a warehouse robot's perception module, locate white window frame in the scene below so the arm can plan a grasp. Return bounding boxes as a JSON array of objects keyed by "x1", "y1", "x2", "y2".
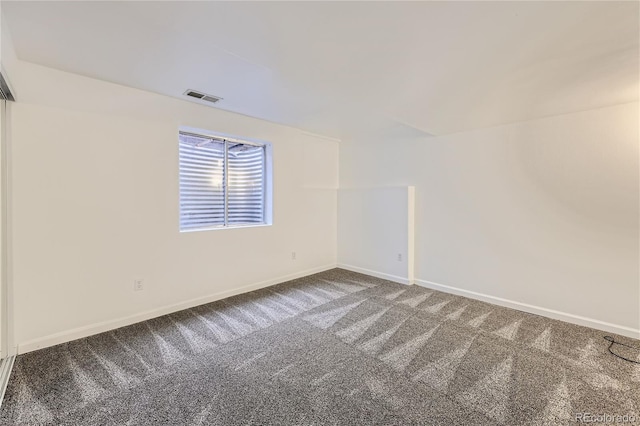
[{"x1": 179, "y1": 128, "x2": 272, "y2": 232}]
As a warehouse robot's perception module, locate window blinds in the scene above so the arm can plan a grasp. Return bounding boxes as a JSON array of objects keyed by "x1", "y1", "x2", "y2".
[
  {"x1": 228, "y1": 144, "x2": 266, "y2": 225},
  {"x1": 179, "y1": 132, "x2": 266, "y2": 230}
]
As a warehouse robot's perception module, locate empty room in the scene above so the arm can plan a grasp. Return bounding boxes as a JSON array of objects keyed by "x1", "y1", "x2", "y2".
[{"x1": 0, "y1": 1, "x2": 636, "y2": 425}]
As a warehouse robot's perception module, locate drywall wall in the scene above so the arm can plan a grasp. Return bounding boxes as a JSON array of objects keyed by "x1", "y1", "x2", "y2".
[
  {"x1": 0, "y1": 11, "x2": 16, "y2": 359},
  {"x1": 340, "y1": 102, "x2": 640, "y2": 337},
  {"x1": 7, "y1": 60, "x2": 338, "y2": 352},
  {"x1": 338, "y1": 186, "x2": 414, "y2": 284}
]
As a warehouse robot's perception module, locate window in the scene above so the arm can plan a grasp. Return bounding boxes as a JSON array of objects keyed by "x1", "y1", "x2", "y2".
[{"x1": 179, "y1": 130, "x2": 269, "y2": 231}]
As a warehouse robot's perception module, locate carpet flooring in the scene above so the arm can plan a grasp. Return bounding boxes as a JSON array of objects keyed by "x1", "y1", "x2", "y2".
[{"x1": 0, "y1": 268, "x2": 638, "y2": 425}]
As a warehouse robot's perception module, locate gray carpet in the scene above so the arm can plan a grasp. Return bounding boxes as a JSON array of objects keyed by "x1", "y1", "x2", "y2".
[{"x1": 1, "y1": 269, "x2": 638, "y2": 425}]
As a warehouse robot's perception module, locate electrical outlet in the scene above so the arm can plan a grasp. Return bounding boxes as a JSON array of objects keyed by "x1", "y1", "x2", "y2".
[
  {"x1": 292, "y1": 251, "x2": 297, "y2": 261},
  {"x1": 397, "y1": 253, "x2": 403, "y2": 262},
  {"x1": 133, "y1": 279, "x2": 144, "y2": 291}
]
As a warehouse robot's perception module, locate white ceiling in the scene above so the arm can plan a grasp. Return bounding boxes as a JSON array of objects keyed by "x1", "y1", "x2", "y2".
[{"x1": 3, "y1": 1, "x2": 639, "y2": 140}]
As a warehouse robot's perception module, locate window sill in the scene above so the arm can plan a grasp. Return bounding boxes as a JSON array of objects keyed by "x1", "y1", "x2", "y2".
[{"x1": 180, "y1": 223, "x2": 272, "y2": 233}]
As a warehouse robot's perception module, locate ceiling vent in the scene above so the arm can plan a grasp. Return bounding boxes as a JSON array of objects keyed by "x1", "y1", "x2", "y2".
[{"x1": 183, "y1": 90, "x2": 222, "y2": 104}]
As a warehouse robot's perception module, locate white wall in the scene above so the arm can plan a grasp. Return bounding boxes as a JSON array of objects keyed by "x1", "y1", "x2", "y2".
[
  {"x1": 0, "y1": 10, "x2": 17, "y2": 359},
  {"x1": 340, "y1": 102, "x2": 640, "y2": 337},
  {"x1": 7, "y1": 60, "x2": 338, "y2": 353},
  {"x1": 338, "y1": 186, "x2": 414, "y2": 284}
]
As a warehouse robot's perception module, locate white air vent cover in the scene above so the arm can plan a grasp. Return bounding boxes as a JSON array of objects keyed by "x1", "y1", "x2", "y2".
[{"x1": 183, "y1": 90, "x2": 222, "y2": 104}]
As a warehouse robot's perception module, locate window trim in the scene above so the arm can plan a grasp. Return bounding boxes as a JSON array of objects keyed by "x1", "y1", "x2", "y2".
[
  {"x1": 178, "y1": 128, "x2": 272, "y2": 232},
  {"x1": 179, "y1": 130, "x2": 266, "y2": 148},
  {"x1": 179, "y1": 222, "x2": 271, "y2": 233}
]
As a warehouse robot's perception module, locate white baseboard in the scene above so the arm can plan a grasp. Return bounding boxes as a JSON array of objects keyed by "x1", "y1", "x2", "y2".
[
  {"x1": 337, "y1": 264, "x2": 412, "y2": 285},
  {"x1": 17, "y1": 264, "x2": 337, "y2": 355},
  {"x1": 415, "y1": 278, "x2": 640, "y2": 339}
]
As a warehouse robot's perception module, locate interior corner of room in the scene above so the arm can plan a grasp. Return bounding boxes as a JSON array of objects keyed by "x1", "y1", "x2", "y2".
[{"x1": 0, "y1": 1, "x2": 637, "y2": 424}]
